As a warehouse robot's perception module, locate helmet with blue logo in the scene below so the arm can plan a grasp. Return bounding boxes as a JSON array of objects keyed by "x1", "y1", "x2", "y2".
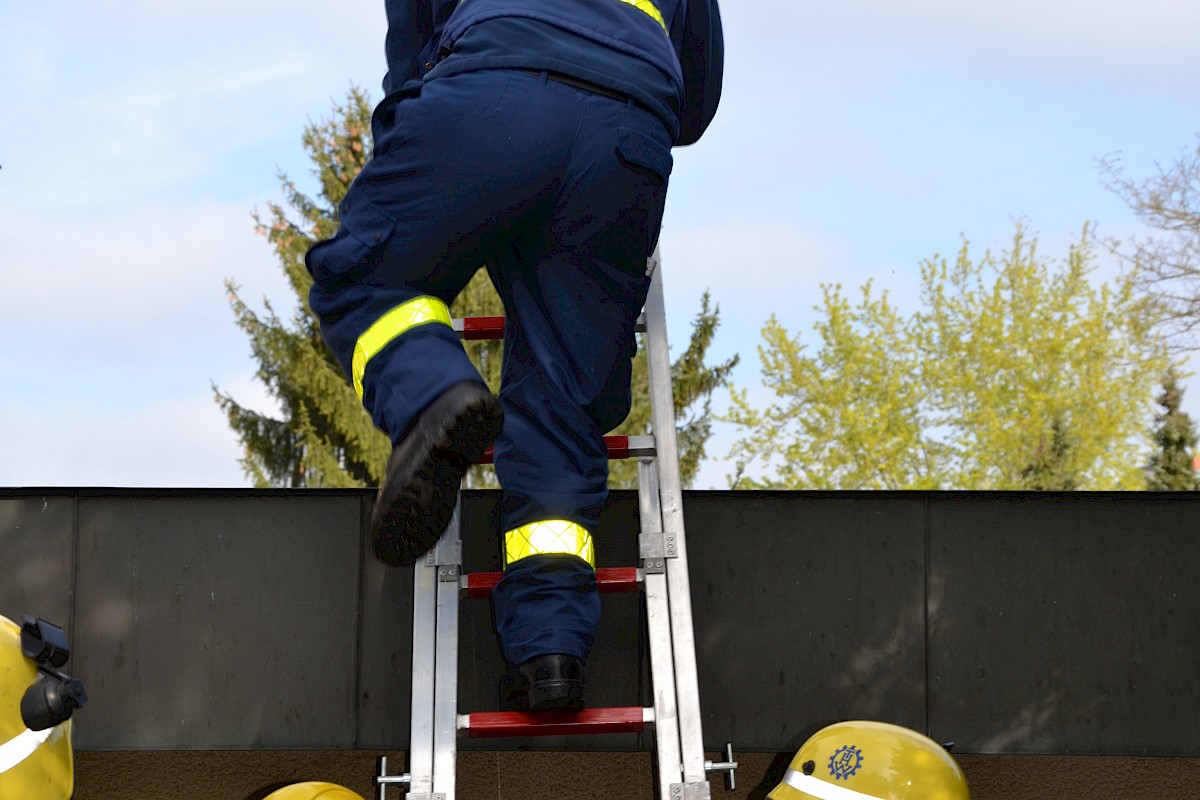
[
  {"x1": 767, "y1": 720, "x2": 969, "y2": 800},
  {"x1": 0, "y1": 614, "x2": 87, "y2": 800}
]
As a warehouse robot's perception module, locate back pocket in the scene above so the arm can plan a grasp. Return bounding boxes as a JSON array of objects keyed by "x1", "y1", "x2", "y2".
[{"x1": 616, "y1": 127, "x2": 673, "y2": 185}]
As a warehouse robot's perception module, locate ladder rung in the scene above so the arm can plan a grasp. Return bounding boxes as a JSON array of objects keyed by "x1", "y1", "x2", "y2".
[
  {"x1": 462, "y1": 566, "x2": 641, "y2": 598},
  {"x1": 454, "y1": 316, "x2": 505, "y2": 340},
  {"x1": 478, "y1": 434, "x2": 654, "y2": 464},
  {"x1": 461, "y1": 706, "x2": 651, "y2": 738},
  {"x1": 454, "y1": 314, "x2": 648, "y2": 341}
]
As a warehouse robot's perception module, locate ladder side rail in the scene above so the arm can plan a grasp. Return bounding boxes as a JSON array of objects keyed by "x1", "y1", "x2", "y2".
[
  {"x1": 408, "y1": 548, "x2": 440, "y2": 795},
  {"x1": 643, "y1": 253, "x2": 709, "y2": 788},
  {"x1": 638, "y1": 458, "x2": 685, "y2": 799},
  {"x1": 431, "y1": 513, "x2": 462, "y2": 800}
]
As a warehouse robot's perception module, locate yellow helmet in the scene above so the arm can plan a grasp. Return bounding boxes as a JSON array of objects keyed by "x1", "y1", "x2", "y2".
[
  {"x1": 262, "y1": 782, "x2": 366, "y2": 800},
  {"x1": 0, "y1": 614, "x2": 86, "y2": 800},
  {"x1": 768, "y1": 720, "x2": 969, "y2": 800}
]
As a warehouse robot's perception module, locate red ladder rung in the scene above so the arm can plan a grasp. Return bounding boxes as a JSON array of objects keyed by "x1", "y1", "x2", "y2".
[
  {"x1": 455, "y1": 316, "x2": 506, "y2": 340},
  {"x1": 463, "y1": 706, "x2": 649, "y2": 738},
  {"x1": 454, "y1": 315, "x2": 647, "y2": 341},
  {"x1": 464, "y1": 566, "x2": 640, "y2": 599},
  {"x1": 479, "y1": 434, "x2": 651, "y2": 464}
]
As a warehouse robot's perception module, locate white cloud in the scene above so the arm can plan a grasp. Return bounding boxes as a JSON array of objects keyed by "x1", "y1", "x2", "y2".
[
  {"x1": 734, "y1": 0, "x2": 1200, "y2": 88},
  {"x1": 0, "y1": 200, "x2": 295, "y2": 429},
  {"x1": 657, "y1": 220, "x2": 852, "y2": 389},
  {"x1": 0, "y1": 377, "x2": 274, "y2": 488},
  {"x1": 2, "y1": 202, "x2": 289, "y2": 355},
  {"x1": 1, "y1": 3, "x2": 387, "y2": 215},
  {"x1": 63, "y1": 0, "x2": 382, "y2": 34}
]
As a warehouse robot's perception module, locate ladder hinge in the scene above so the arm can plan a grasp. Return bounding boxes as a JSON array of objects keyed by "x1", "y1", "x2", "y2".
[{"x1": 438, "y1": 565, "x2": 460, "y2": 582}]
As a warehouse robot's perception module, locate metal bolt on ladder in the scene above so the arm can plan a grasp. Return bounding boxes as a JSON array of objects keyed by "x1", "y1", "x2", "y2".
[{"x1": 378, "y1": 249, "x2": 736, "y2": 800}]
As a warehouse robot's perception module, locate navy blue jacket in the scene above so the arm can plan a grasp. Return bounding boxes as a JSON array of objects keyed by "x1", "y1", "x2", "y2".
[{"x1": 381, "y1": 0, "x2": 723, "y2": 145}]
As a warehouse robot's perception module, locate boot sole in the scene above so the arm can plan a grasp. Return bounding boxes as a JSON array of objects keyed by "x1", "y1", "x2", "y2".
[{"x1": 371, "y1": 383, "x2": 502, "y2": 566}]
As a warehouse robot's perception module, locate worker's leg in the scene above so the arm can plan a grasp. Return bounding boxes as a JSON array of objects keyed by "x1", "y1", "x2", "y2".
[
  {"x1": 488, "y1": 77, "x2": 674, "y2": 705},
  {"x1": 306, "y1": 70, "x2": 572, "y2": 563}
]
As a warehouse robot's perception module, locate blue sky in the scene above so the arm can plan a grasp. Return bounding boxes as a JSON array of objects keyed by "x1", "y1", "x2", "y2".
[{"x1": 2, "y1": 0, "x2": 1198, "y2": 488}]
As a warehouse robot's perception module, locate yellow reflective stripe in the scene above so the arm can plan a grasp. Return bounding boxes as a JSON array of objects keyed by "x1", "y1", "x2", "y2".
[
  {"x1": 504, "y1": 520, "x2": 596, "y2": 568},
  {"x1": 618, "y1": 0, "x2": 667, "y2": 31},
  {"x1": 352, "y1": 296, "x2": 453, "y2": 399}
]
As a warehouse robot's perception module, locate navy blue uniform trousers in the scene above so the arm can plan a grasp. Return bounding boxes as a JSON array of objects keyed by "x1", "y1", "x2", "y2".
[{"x1": 306, "y1": 69, "x2": 673, "y2": 666}]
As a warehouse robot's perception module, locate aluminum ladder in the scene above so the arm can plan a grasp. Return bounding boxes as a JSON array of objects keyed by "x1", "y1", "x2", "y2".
[{"x1": 377, "y1": 250, "x2": 735, "y2": 800}]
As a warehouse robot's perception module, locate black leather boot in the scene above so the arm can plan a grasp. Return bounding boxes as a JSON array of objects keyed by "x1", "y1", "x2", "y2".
[
  {"x1": 371, "y1": 382, "x2": 502, "y2": 566},
  {"x1": 516, "y1": 654, "x2": 585, "y2": 712}
]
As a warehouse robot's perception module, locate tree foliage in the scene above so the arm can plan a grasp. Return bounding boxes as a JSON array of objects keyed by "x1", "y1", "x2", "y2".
[
  {"x1": 1145, "y1": 368, "x2": 1200, "y2": 490},
  {"x1": 216, "y1": 86, "x2": 736, "y2": 489},
  {"x1": 214, "y1": 87, "x2": 383, "y2": 488},
  {"x1": 610, "y1": 291, "x2": 739, "y2": 487},
  {"x1": 1101, "y1": 135, "x2": 1200, "y2": 348},
  {"x1": 726, "y1": 224, "x2": 1172, "y2": 490}
]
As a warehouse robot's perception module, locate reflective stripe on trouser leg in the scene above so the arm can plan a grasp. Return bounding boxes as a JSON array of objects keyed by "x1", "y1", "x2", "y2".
[
  {"x1": 351, "y1": 296, "x2": 453, "y2": 399},
  {"x1": 504, "y1": 520, "x2": 596, "y2": 569}
]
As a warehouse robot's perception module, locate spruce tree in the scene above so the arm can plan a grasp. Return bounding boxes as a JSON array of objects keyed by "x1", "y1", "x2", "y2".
[
  {"x1": 1146, "y1": 369, "x2": 1200, "y2": 490},
  {"x1": 1019, "y1": 416, "x2": 1080, "y2": 491},
  {"x1": 216, "y1": 86, "x2": 736, "y2": 489}
]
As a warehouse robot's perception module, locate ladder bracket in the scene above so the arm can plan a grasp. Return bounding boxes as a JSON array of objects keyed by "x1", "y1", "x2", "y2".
[
  {"x1": 425, "y1": 539, "x2": 462, "y2": 567},
  {"x1": 438, "y1": 565, "x2": 460, "y2": 583},
  {"x1": 639, "y1": 532, "x2": 665, "y2": 559},
  {"x1": 641, "y1": 528, "x2": 680, "y2": 573},
  {"x1": 640, "y1": 530, "x2": 678, "y2": 561},
  {"x1": 670, "y1": 782, "x2": 711, "y2": 800}
]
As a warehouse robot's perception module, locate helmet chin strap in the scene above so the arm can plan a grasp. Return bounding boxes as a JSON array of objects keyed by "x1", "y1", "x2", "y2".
[
  {"x1": 780, "y1": 768, "x2": 885, "y2": 800},
  {"x1": 0, "y1": 726, "x2": 55, "y2": 775}
]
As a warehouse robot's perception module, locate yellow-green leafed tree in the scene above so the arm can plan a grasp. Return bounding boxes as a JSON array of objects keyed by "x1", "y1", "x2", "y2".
[
  {"x1": 726, "y1": 284, "x2": 944, "y2": 490},
  {"x1": 726, "y1": 224, "x2": 1172, "y2": 490}
]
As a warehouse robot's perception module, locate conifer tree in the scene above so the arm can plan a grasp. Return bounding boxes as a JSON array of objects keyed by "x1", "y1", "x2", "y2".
[
  {"x1": 1145, "y1": 369, "x2": 1200, "y2": 490},
  {"x1": 216, "y1": 87, "x2": 736, "y2": 489}
]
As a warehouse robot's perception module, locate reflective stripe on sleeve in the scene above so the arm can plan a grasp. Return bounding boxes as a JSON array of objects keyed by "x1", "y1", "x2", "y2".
[
  {"x1": 0, "y1": 727, "x2": 53, "y2": 774},
  {"x1": 352, "y1": 296, "x2": 453, "y2": 400},
  {"x1": 617, "y1": 0, "x2": 667, "y2": 30},
  {"x1": 504, "y1": 520, "x2": 596, "y2": 568},
  {"x1": 778, "y1": 769, "x2": 885, "y2": 800}
]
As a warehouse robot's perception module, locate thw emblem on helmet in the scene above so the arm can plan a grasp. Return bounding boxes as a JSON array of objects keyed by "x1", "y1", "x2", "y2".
[{"x1": 828, "y1": 745, "x2": 863, "y2": 780}]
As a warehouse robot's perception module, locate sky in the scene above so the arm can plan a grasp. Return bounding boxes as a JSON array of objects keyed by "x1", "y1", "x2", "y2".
[{"x1": 2, "y1": 0, "x2": 1198, "y2": 489}]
